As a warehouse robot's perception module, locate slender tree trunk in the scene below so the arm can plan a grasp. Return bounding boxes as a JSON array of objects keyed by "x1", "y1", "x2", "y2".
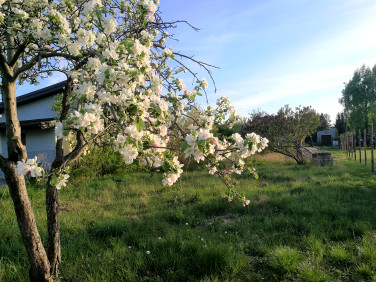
[
  {"x1": 2, "y1": 163, "x2": 52, "y2": 282},
  {"x1": 45, "y1": 78, "x2": 72, "y2": 277},
  {"x1": 46, "y1": 181, "x2": 61, "y2": 277},
  {"x1": 1, "y1": 79, "x2": 52, "y2": 281}
]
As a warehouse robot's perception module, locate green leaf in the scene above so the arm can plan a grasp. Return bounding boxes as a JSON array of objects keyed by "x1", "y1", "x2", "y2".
[
  {"x1": 128, "y1": 104, "x2": 138, "y2": 115},
  {"x1": 135, "y1": 117, "x2": 145, "y2": 132},
  {"x1": 161, "y1": 161, "x2": 170, "y2": 172},
  {"x1": 104, "y1": 68, "x2": 110, "y2": 80},
  {"x1": 198, "y1": 139, "x2": 206, "y2": 151},
  {"x1": 95, "y1": 9, "x2": 102, "y2": 21},
  {"x1": 135, "y1": 140, "x2": 143, "y2": 150},
  {"x1": 248, "y1": 142, "x2": 254, "y2": 150},
  {"x1": 155, "y1": 105, "x2": 162, "y2": 116},
  {"x1": 142, "y1": 18, "x2": 147, "y2": 28},
  {"x1": 181, "y1": 141, "x2": 189, "y2": 152}
]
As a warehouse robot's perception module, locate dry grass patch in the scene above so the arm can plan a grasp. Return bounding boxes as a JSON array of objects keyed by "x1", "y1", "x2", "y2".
[{"x1": 254, "y1": 152, "x2": 296, "y2": 163}]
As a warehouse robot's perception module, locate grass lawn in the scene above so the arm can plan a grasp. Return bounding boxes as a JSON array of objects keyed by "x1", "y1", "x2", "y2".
[
  {"x1": 2, "y1": 149, "x2": 376, "y2": 281},
  {"x1": 347, "y1": 147, "x2": 376, "y2": 170}
]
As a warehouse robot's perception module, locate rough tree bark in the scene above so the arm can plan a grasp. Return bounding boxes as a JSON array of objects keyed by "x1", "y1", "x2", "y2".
[
  {"x1": 45, "y1": 78, "x2": 72, "y2": 277},
  {"x1": 0, "y1": 78, "x2": 52, "y2": 281},
  {"x1": 46, "y1": 179, "x2": 61, "y2": 278}
]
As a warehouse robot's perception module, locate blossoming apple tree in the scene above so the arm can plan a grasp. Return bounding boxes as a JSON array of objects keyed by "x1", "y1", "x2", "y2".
[{"x1": 0, "y1": 0, "x2": 268, "y2": 280}]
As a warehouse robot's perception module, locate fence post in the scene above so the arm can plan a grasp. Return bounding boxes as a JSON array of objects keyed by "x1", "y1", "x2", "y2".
[
  {"x1": 372, "y1": 124, "x2": 374, "y2": 173},
  {"x1": 364, "y1": 128, "x2": 367, "y2": 165},
  {"x1": 349, "y1": 131, "x2": 354, "y2": 159},
  {"x1": 348, "y1": 132, "x2": 350, "y2": 158},
  {"x1": 341, "y1": 134, "x2": 344, "y2": 150},
  {"x1": 359, "y1": 129, "x2": 362, "y2": 163},
  {"x1": 354, "y1": 130, "x2": 356, "y2": 161}
]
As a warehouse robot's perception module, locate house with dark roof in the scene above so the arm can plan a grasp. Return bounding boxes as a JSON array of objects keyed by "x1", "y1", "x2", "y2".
[{"x1": 0, "y1": 81, "x2": 67, "y2": 173}]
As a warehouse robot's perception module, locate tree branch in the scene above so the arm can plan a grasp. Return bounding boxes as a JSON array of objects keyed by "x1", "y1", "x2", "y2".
[
  {"x1": 8, "y1": 40, "x2": 28, "y2": 68},
  {"x1": 0, "y1": 52, "x2": 12, "y2": 78},
  {"x1": 13, "y1": 50, "x2": 99, "y2": 79}
]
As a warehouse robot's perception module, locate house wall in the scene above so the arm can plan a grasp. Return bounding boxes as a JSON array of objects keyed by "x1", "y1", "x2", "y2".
[
  {"x1": 0, "y1": 128, "x2": 56, "y2": 178},
  {"x1": 0, "y1": 95, "x2": 56, "y2": 123},
  {"x1": 0, "y1": 96, "x2": 57, "y2": 178},
  {"x1": 0, "y1": 131, "x2": 5, "y2": 156},
  {"x1": 24, "y1": 128, "x2": 56, "y2": 170}
]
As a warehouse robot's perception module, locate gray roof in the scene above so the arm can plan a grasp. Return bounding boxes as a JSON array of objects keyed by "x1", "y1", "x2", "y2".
[{"x1": 0, "y1": 80, "x2": 66, "y2": 114}]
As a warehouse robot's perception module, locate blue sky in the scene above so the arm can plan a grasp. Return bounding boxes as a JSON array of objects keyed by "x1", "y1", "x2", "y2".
[
  {"x1": 17, "y1": 0, "x2": 376, "y2": 124},
  {"x1": 159, "y1": 0, "x2": 376, "y2": 123}
]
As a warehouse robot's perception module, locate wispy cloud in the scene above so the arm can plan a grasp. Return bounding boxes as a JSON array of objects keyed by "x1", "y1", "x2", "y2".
[{"x1": 221, "y1": 60, "x2": 374, "y2": 121}]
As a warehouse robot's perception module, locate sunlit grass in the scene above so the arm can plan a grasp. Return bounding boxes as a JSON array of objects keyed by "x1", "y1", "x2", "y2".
[{"x1": 2, "y1": 149, "x2": 376, "y2": 281}]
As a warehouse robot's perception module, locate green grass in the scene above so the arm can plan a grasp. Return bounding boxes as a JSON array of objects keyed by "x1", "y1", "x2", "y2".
[
  {"x1": 2, "y1": 149, "x2": 376, "y2": 281},
  {"x1": 343, "y1": 147, "x2": 376, "y2": 169}
]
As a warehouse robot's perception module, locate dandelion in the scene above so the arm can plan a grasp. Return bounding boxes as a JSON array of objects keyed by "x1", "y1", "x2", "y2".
[{"x1": 146, "y1": 251, "x2": 150, "y2": 254}]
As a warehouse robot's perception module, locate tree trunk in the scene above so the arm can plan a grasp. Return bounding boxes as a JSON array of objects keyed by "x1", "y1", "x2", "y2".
[
  {"x1": 2, "y1": 163, "x2": 52, "y2": 282},
  {"x1": 1, "y1": 79, "x2": 52, "y2": 281},
  {"x1": 45, "y1": 79, "x2": 72, "y2": 277},
  {"x1": 2, "y1": 80, "x2": 27, "y2": 161},
  {"x1": 46, "y1": 180, "x2": 61, "y2": 277}
]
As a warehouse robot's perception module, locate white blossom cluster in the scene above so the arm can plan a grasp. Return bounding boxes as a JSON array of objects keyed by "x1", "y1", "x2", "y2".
[
  {"x1": 5, "y1": 0, "x2": 268, "y2": 196},
  {"x1": 15, "y1": 157, "x2": 43, "y2": 177},
  {"x1": 55, "y1": 174, "x2": 70, "y2": 190},
  {"x1": 227, "y1": 133, "x2": 269, "y2": 174},
  {"x1": 161, "y1": 156, "x2": 184, "y2": 186},
  {"x1": 184, "y1": 128, "x2": 215, "y2": 162},
  {"x1": 69, "y1": 108, "x2": 104, "y2": 136},
  {"x1": 182, "y1": 129, "x2": 268, "y2": 176}
]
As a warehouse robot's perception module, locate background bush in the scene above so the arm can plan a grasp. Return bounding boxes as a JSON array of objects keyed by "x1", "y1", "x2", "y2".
[{"x1": 71, "y1": 146, "x2": 146, "y2": 178}]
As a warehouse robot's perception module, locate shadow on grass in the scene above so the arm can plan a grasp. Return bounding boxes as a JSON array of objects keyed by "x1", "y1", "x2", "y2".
[
  {"x1": 54, "y1": 181, "x2": 376, "y2": 281},
  {"x1": 2, "y1": 154, "x2": 376, "y2": 281}
]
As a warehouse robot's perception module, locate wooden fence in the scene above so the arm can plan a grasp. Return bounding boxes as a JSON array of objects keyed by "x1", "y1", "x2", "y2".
[{"x1": 340, "y1": 124, "x2": 375, "y2": 173}]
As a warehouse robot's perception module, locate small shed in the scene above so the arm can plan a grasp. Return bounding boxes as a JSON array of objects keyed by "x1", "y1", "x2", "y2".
[
  {"x1": 317, "y1": 127, "x2": 337, "y2": 146},
  {"x1": 0, "y1": 81, "x2": 66, "y2": 174}
]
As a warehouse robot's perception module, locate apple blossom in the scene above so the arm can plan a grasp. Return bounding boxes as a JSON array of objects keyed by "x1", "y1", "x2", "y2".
[
  {"x1": 16, "y1": 157, "x2": 44, "y2": 177},
  {"x1": 0, "y1": 0, "x2": 270, "y2": 279}
]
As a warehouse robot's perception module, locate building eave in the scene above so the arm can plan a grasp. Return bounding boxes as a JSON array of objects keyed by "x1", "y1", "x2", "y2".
[{"x1": 0, "y1": 118, "x2": 56, "y2": 130}]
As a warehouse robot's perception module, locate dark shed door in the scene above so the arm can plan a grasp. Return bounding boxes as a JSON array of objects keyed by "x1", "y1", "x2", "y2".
[{"x1": 321, "y1": 135, "x2": 332, "y2": 146}]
